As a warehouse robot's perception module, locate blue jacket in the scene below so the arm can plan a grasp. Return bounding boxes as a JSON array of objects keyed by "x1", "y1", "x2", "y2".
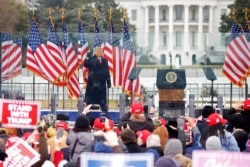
[{"x1": 220, "y1": 130, "x2": 240, "y2": 152}]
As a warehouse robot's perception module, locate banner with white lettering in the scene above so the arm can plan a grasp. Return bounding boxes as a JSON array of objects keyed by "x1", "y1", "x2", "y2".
[
  {"x1": 4, "y1": 139, "x2": 40, "y2": 167},
  {"x1": 0, "y1": 99, "x2": 40, "y2": 129},
  {"x1": 192, "y1": 150, "x2": 250, "y2": 167}
]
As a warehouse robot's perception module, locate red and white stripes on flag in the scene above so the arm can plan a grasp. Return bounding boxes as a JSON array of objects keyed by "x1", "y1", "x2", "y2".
[
  {"x1": 222, "y1": 20, "x2": 250, "y2": 87},
  {"x1": 103, "y1": 19, "x2": 122, "y2": 87},
  {"x1": 122, "y1": 19, "x2": 142, "y2": 98},
  {"x1": 103, "y1": 40, "x2": 114, "y2": 74},
  {"x1": 78, "y1": 21, "x2": 90, "y2": 84},
  {"x1": 62, "y1": 22, "x2": 81, "y2": 99},
  {"x1": 1, "y1": 34, "x2": 22, "y2": 81},
  {"x1": 26, "y1": 20, "x2": 65, "y2": 82},
  {"x1": 112, "y1": 46, "x2": 122, "y2": 86}
]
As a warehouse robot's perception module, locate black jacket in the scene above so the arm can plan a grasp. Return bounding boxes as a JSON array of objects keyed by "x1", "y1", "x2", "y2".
[
  {"x1": 224, "y1": 108, "x2": 250, "y2": 134},
  {"x1": 118, "y1": 112, "x2": 154, "y2": 132},
  {"x1": 124, "y1": 142, "x2": 142, "y2": 153},
  {"x1": 84, "y1": 55, "x2": 111, "y2": 105}
]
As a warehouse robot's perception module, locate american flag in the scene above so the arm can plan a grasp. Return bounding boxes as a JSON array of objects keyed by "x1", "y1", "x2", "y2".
[
  {"x1": 62, "y1": 22, "x2": 81, "y2": 98},
  {"x1": 122, "y1": 19, "x2": 141, "y2": 98},
  {"x1": 26, "y1": 20, "x2": 65, "y2": 82},
  {"x1": 47, "y1": 22, "x2": 66, "y2": 66},
  {"x1": 103, "y1": 19, "x2": 122, "y2": 86},
  {"x1": 1, "y1": 34, "x2": 22, "y2": 81},
  {"x1": 222, "y1": 20, "x2": 250, "y2": 87},
  {"x1": 94, "y1": 17, "x2": 103, "y2": 47},
  {"x1": 77, "y1": 21, "x2": 90, "y2": 84},
  {"x1": 243, "y1": 19, "x2": 250, "y2": 42}
]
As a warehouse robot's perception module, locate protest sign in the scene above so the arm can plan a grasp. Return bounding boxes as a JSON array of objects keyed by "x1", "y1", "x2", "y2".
[
  {"x1": 81, "y1": 152, "x2": 154, "y2": 167},
  {"x1": 4, "y1": 139, "x2": 40, "y2": 167},
  {"x1": 192, "y1": 150, "x2": 250, "y2": 167},
  {"x1": 0, "y1": 99, "x2": 40, "y2": 128}
]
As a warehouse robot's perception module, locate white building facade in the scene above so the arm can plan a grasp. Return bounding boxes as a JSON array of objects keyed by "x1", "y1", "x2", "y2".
[{"x1": 115, "y1": 0, "x2": 234, "y2": 65}]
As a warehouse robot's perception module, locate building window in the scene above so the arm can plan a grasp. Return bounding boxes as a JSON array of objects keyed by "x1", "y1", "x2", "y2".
[
  {"x1": 162, "y1": 31, "x2": 167, "y2": 46},
  {"x1": 176, "y1": 31, "x2": 182, "y2": 47},
  {"x1": 220, "y1": 33, "x2": 227, "y2": 47},
  {"x1": 191, "y1": 31, "x2": 196, "y2": 47},
  {"x1": 203, "y1": 8, "x2": 209, "y2": 22},
  {"x1": 149, "y1": 7, "x2": 155, "y2": 23},
  {"x1": 221, "y1": 9, "x2": 227, "y2": 16},
  {"x1": 176, "y1": 7, "x2": 182, "y2": 20},
  {"x1": 191, "y1": 9, "x2": 196, "y2": 21},
  {"x1": 162, "y1": 8, "x2": 166, "y2": 21},
  {"x1": 131, "y1": 9, "x2": 137, "y2": 21}
]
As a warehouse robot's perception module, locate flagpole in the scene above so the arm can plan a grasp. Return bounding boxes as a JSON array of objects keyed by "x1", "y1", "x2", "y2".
[
  {"x1": 121, "y1": 8, "x2": 127, "y2": 95},
  {"x1": 107, "y1": 7, "x2": 113, "y2": 110},
  {"x1": 0, "y1": 32, "x2": 2, "y2": 97},
  {"x1": 243, "y1": 8, "x2": 249, "y2": 100},
  {"x1": 60, "y1": 7, "x2": 66, "y2": 108}
]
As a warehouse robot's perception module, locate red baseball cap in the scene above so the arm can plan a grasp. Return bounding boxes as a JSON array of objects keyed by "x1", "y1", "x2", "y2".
[
  {"x1": 243, "y1": 99, "x2": 250, "y2": 110},
  {"x1": 56, "y1": 121, "x2": 69, "y2": 130},
  {"x1": 159, "y1": 118, "x2": 167, "y2": 126},
  {"x1": 93, "y1": 118, "x2": 114, "y2": 130},
  {"x1": 206, "y1": 113, "x2": 228, "y2": 126},
  {"x1": 130, "y1": 102, "x2": 144, "y2": 115},
  {"x1": 136, "y1": 130, "x2": 151, "y2": 143}
]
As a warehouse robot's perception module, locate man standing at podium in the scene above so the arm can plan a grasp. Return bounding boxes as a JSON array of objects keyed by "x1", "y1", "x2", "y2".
[{"x1": 84, "y1": 47, "x2": 111, "y2": 113}]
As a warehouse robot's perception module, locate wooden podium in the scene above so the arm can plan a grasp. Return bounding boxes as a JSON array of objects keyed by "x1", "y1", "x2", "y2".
[{"x1": 156, "y1": 69, "x2": 186, "y2": 119}]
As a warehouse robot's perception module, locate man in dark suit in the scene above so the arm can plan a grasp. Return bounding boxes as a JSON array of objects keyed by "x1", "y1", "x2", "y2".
[{"x1": 84, "y1": 47, "x2": 111, "y2": 113}]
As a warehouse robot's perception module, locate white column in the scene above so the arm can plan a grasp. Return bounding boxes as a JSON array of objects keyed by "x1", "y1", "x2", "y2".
[
  {"x1": 144, "y1": 5, "x2": 149, "y2": 47},
  {"x1": 153, "y1": 5, "x2": 159, "y2": 51},
  {"x1": 209, "y1": 5, "x2": 214, "y2": 33},
  {"x1": 198, "y1": 5, "x2": 204, "y2": 51},
  {"x1": 168, "y1": 5, "x2": 173, "y2": 51},
  {"x1": 184, "y1": 5, "x2": 189, "y2": 51}
]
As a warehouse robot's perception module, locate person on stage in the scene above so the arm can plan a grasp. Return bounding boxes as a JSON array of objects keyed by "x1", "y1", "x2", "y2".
[{"x1": 84, "y1": 47, "x2": 111, "y2": 114}]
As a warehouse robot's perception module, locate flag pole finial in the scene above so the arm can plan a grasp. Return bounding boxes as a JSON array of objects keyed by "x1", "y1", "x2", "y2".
[
  {"x1": 108, "y1": 7, "x2": 113, "y2": 19},
  {"x1": 92, "y1": 7, "x2": 98, "y2": 20},
  {"x1": 243, "y1": 8, "x2": 249, "y2": 19},
  {"x1": 78, "y1": 8, "x2": 83, "y2": 21},
  {"x1": 47, "y1": 7, "x2": 54, "y2": 21},
  {"x1": 30, "y1": 6, "x2": 37, "y2": 20},
  {"x1": 121, "y1": 8, "x2": 127, "y2": 20},
  {"x1": 60, "y1": 7, "x2": 66, "y2": 21},
  {"x1": 231, "y1": 7, "x2": 237, "y2": 19}
]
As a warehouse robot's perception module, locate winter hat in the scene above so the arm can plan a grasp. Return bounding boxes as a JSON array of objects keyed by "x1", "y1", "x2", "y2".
[
  {"x1": 74, "y1": 115, "x2": 90, "y2": 131},
  {"x1": 93, "y1": 118, "x2": 114, "y2": 130},
  {"x1": 56, "y1": 114, "x2": 69, "y2": 121},
  {"x1": 136, "y1": 130, "x2": 151, "y2": 143},
  {"x1": 130, "y1": 102, "x2": 144, "y2": 115},
  {"x1": 43, "y1": 114, "x2": 56, "y2": 128},
  {"x1": 147, "y1": 134, "x2": 161, "y2": 148},
  {"x1": 206, "y1": 113, "x2": 227, "y2": 126},
  {"x1": 232, "y1": 129, "x2": 248, "y2": 151},
  {"x1": 155, "y1": 156, "x2": 177, "y2": 167},
  {"x1": 56, "y1": 121, "x2": 69, "y2": 131},
  {"x1": 164, "y1": 139, "x2": 183, "y2": 158},
  {"x1": 202, "y1": 105, "x2": 215, "y2": 118},
  {"x1": 205, "y1": 136, "x2": 222, "y2": 150}
]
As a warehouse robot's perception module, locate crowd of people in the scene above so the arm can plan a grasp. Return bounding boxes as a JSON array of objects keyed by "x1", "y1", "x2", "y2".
[{"x1": 0, "y1": 100, "x2": 250, "y2": 167}]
